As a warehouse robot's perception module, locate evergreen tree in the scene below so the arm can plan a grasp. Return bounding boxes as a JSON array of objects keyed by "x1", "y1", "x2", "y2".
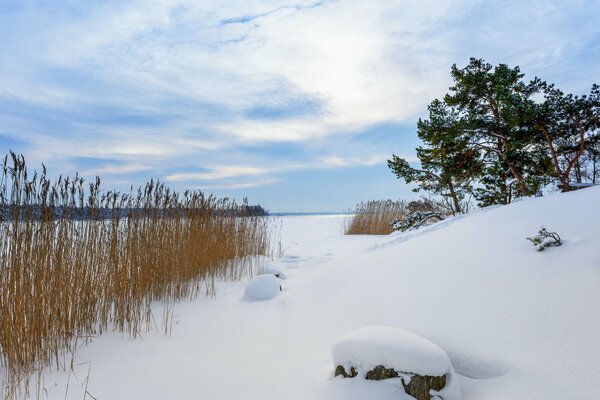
[
  {"x1": 528, "y1": 83, "x2": 600, "y2": 190},
  {"x1": 582, "y1": 134, "x2": 600, "y2": 183},
  {"x1": 444, "y1": 58, "x2": 543, "y2": 204},
  {"x1": 387, "y1": 99, "x2": 481, "y2": 214},
  {"x1": 390, "y1": 58, "x2": 599, "y2": 207}
]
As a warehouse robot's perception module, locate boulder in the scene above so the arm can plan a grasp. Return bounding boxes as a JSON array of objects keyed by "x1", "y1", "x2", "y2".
[
  {"x1": 332, "y1": 326, "x2": 460, "y2": 400},
  {"x1": 334, "y1": 364, "x2": 446, "y2": 400}
]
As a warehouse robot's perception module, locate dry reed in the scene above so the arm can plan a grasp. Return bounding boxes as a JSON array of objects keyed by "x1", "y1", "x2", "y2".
[
  {"x1": 344, "y1": 200, "x2": 407, "y2": 235},
  {"x1": 0, "y1": 152, "x2": 270, "y2": 398}
]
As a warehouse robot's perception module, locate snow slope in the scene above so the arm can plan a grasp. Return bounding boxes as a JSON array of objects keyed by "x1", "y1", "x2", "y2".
[{"x1": 30, "y1": 187, "x2": 600, "y2": 399}]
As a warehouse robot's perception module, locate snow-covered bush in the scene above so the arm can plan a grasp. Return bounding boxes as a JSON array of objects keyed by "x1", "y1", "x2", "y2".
[
  {"x1": 332, "y1": 326, "x2": 460, "y2": 400},
  {"x1": 527, "y1": 227, "x2": 562, "y2": 251},
  {"x1": 391, "y1": 211, "x2": 444, "y2": 232},
  {"x1": 243, "y1": 274, "x2": 282, "y2": 301}
]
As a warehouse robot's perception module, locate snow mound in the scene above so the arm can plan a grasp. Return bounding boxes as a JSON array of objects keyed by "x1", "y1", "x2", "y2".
[
  {"x1": 332, "y1": 326, "x2": 452, "y2": 377},
  {"x1": 263, "y1": 268, "x2": 288, "y2": 280},
  {"x1": 243, "y1": 274, "x2": 282, "y2": 301}
]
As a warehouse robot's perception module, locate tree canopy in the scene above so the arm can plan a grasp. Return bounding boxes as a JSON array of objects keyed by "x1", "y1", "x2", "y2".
[{"x1": 389, "y1": 58, "x2": 599, "y2": 210}]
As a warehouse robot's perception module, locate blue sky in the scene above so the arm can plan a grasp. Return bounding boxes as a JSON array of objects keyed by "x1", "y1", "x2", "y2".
[{"x1": 1, "y1": 0, "x2": 599, "y2": 212}]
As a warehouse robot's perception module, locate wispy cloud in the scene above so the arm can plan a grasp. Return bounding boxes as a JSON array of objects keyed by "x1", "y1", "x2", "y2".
[
  {"x1": 319, "y1": 153, "x2": 398, "y2": 167},
  {"x1": 198, "y1": 179, "x2": 280, "y2": 190},
  {"x1": 219, "y1": 1, "x2": 328, "y2": 26},
  {"x1": 80, "y1": 163, "x2": 152, "y2": 176},
  {"x1": 165, "y1": 166, "x2": 270, "y2": 181}
]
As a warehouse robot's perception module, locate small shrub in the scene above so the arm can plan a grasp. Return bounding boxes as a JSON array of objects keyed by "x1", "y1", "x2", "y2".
[
  {"x1": 391, "y1": 199, "x2": 450, "y2": 232},
  {"x1": 391, "y1": 211, "x2": 444, "y2": 232},
  {"x1": 527, "y1": 227, "x2": 562, "y2": 251}
]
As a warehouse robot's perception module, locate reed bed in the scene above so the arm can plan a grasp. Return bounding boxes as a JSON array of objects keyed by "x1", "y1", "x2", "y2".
[
  {"x1": 344, "y1": 200, "x2": 408, "y2": 235},
  {"x1": 0, "y1": 152, "x2": 270, "y2": 398}
]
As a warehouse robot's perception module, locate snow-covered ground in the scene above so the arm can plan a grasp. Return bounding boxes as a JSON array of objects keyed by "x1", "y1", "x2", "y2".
[{"x1": 32, "y1": 187, "x2": 600, "y2": 399}]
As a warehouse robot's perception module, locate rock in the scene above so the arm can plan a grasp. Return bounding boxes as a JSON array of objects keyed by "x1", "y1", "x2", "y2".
[
  {"x1": 402, "y1": 373, "x2": 446, "y2": 400},
  {"x1": 364, "y1": 365, "x2": 400, "y2": 380},
  {"x1": 332, "y1": 327, "x2": 460, "y2": 400},
  {"x1": 334, "y1": 365, "x2": 357, "y2": 378},
  {"x1": 335, "y1": 365, "x2": 446, "y2": 400}
]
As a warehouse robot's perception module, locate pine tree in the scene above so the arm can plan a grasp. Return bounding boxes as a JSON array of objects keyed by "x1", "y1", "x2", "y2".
[
  {"x1": 528, "y1": 82, "x2": 600, "y2": 190},
  {"x1": 389, "y1": 58, "x2": 599, "y2": 207},
  {"x1": 387, "y1": 99, "x2": 481, "y2": 214},
  {"x1": 444, "y1": 58, "x2": 543, "y2": 204}
]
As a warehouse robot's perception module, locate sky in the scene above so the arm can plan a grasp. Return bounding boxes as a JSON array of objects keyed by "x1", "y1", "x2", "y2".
[{"x1": 0, "y1": 0, "x2": 599, "y2": 212}]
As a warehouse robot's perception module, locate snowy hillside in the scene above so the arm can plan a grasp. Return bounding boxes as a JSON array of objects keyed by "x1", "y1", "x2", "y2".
[{"x1": 35, "y1": 187, "x2": 600, "y2": 400}]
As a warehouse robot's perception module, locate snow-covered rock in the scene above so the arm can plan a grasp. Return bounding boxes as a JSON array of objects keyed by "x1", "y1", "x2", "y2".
[
  {"x1": 263, "y1": 268, "x2": 288, "y2": 280},
  {"x1": 332, "y1": 326, "x2": 450, "y2": 376},
  {"x1": 243, "y1": 274, "x2": 282, "y2": 301},
  {"x1": 332, "y1": 326, "x2": 460, "y2": 400}
]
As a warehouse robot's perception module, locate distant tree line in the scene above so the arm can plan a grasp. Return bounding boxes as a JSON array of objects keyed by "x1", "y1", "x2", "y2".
[
  {"x1": 0, "y1": 203, "x2": 268, "y2": 221},
  {"x1": 388, "y1": 58, "x2": 600, "y2": 214}
]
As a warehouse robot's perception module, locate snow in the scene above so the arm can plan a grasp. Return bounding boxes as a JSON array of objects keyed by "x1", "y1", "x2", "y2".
[
  {"x1": 332, "y1": 326, "x2": 451, "y2": 376},
  {"x1": 242, "y1": 274, "x2": 282, "y2": 301},
  {"x1": 17, "y1": 187, "x2": 600, "y2": 400}
]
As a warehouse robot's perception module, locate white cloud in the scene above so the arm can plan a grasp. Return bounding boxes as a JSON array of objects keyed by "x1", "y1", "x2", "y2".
[
  {"x1": 80, "y1": 163, "x2": 152, "y2": 176},
  {"x1": 1, "y1": 1, "x2": 466, "y2": 145},
  {"x1": 320, "y1": 153, "x2": 392, "y2": 167},
  {"x1": 165, "y1": 166, "x2": 270, "y2": 181},
  {"x1": 198, "y1": 179, "x2": 280, "y2": 190},
  {"x1": 163, "y1": 151, "x2": 402, "y2": 184}
]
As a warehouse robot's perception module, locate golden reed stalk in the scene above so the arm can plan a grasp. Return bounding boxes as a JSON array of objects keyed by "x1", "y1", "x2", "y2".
[
  {"x1": 0, "y1": 152, "x2": 270, "y2": 398},
  {"x1": 344, "y1": 200, "x2": 408, "y2": 235}
]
